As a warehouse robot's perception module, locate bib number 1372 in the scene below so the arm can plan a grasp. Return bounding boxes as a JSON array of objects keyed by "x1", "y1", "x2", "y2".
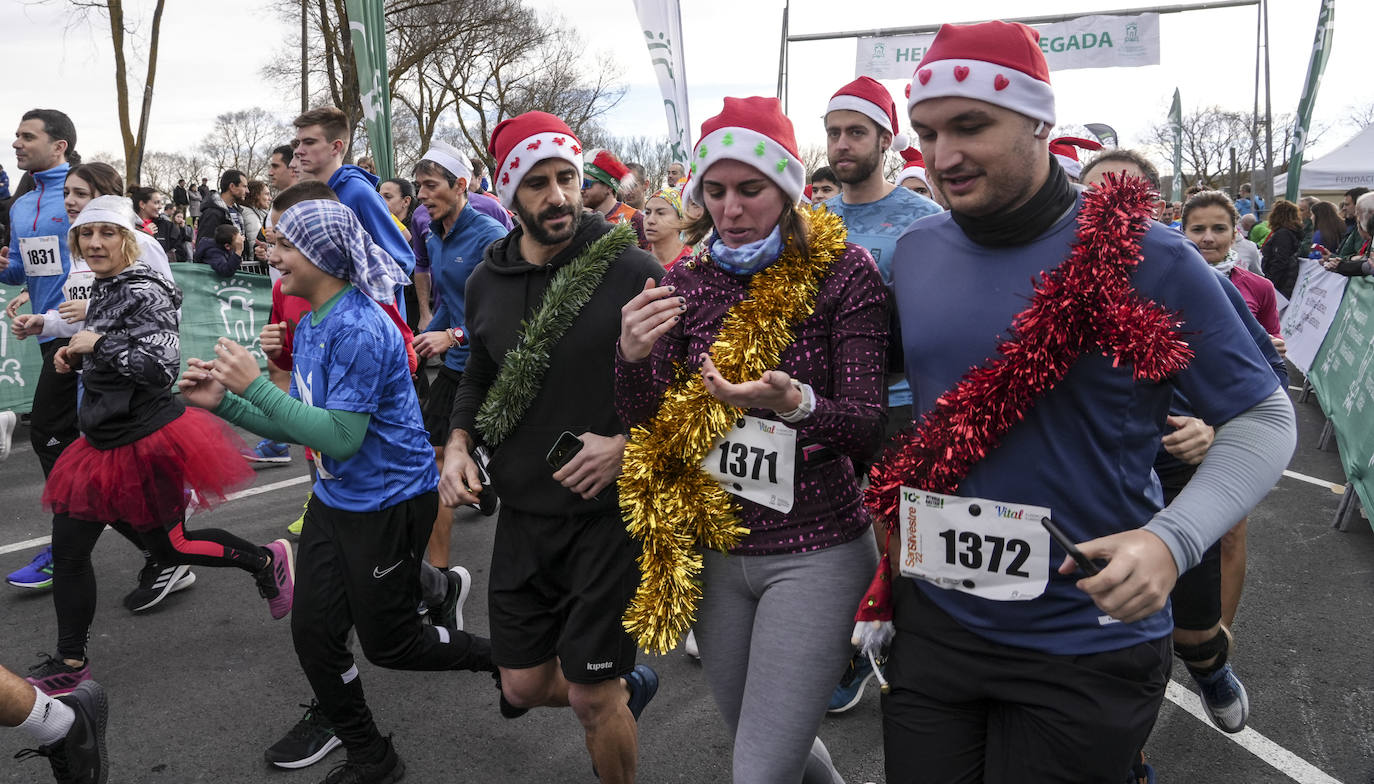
[
  {"x1": 937, "y1": 530, "x2": 1031, "y2": 577},
  {"x1": 897, "y1": 488, "x2": 1050, "y2": 601}
]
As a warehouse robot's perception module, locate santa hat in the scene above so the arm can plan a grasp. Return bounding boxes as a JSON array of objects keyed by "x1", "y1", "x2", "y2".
[
  {"x1": 827, "y1": 76, "x2": 909, "y2": 152},
  {"x1": 1048, "y1": 136, "x2": 1103, "y2": 180},
  {"x1": 688, "y1": 96, "x2": 803, "y2": 205},
  {"x1": 584, "y1": 149, "x2": 636, "y2": 193},
  {"x1": 907, "y1": 21, "x2": 1056, "y2": 129},
  {"x1": 486, "y1": 111, "x2": 583, "y2": 208},
  {"x1": 801, "y1": 184, "x2": 814, "y2": 205},
  {"x1": 895, "y1": 147, "x2": 928, "y2": 188}
]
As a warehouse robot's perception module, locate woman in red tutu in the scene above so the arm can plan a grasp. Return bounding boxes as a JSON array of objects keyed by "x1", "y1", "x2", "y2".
[{"x1": 27, "y1": 195, "x2": 297, "y2": 697}]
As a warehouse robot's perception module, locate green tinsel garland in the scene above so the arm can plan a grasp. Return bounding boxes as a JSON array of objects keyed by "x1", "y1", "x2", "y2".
[{"x1": 475, "y1": 221, "x2": 635, "y2": 446}]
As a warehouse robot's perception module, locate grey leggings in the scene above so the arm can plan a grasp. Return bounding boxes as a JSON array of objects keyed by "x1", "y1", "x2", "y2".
[{"x1": 695, "y1": 534, "x2": 877, "y2": 784}]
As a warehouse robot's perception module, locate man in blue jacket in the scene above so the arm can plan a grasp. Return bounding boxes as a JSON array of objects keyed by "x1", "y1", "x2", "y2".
[
  {"x1": 1, "y1": 109, "x2": 79, "y2": 477},
  {"x1": 290, "y1": 107, "x2": 415, "y2": 297}
]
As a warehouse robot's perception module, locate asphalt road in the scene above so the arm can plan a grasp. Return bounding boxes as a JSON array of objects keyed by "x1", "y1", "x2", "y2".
[{"x1": 0, "y1": 384, "x2": 1370, "y2": 784}]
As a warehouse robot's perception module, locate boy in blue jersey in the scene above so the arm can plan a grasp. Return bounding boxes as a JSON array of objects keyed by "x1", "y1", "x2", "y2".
[
  {"x1": 818, "y1": 77, "x2": 943, "y2": 716},
  {"x1": 410, "y1": 142, "x2": 508, "y2": 571},
  {"x1": 2, "y1": 109, "x2": 80, "y2": 476},
  {"x1": 880, "y1": 21, "x2": 1296, "y2": 781},
  {"x1": 181, "y1": 199, "x2": 493, "y2": 784}
]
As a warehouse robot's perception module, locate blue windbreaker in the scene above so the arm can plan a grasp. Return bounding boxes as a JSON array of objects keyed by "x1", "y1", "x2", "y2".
[{"x1": 2, "y1": 163, "x2": 72, "y2": 343}]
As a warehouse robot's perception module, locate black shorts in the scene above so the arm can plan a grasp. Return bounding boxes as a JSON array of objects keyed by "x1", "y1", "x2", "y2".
[
  {"x1": 1161, "y1": 464, "x2": 1223, "y2": 631},
  {"x1": 422, "y1": 366, "x2": 461, "y2": 447},
  {"x1": 882, "y1": 587, "x2": 1169, "y2": 783},
  {"x1": 488, "y1": 506, "x2": 640, "y2": 683}
]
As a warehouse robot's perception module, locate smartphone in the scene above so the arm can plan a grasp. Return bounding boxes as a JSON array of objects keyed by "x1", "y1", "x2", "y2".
[
  {"x1": 546, "y1": 431, "x2": 584, "y2": 470},
  {"x1": 1040, "y1": 516, "x2": 1100, "y2": 577}
]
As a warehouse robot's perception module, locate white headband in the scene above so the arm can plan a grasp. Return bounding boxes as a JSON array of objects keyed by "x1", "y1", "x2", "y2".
[
  {"x1": 421, "y1": 141, "x2": 474, "y2": 183},
  {"x1": 69, "y1": 194, "x2": 137, "y2": 236}
]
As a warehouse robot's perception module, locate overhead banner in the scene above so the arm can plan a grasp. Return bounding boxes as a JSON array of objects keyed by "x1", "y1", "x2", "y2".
[
  {"x1": 856, "y1": 13, "x2": 1160, "y2": 80},
  {"x1": 0, "y1": 266, "x2": 271, "y2": 415},
  {"x1": 1308, "y1": 276, "x2": 1374, "y2": 515},
  {"x1": 345, "y1": 0, "x2": 395, "y2": 181},
  {"x1": 634, "y1": 0, "x2": 693, "y2": 167},
  {"x1": 1280, "y1": 259, "x2": 1348, "y2": 374}
]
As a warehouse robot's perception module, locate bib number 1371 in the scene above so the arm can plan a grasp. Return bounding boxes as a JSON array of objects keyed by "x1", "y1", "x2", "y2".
[{"x1": 716, "y1": 441, "x2": 779, "y2": 484}]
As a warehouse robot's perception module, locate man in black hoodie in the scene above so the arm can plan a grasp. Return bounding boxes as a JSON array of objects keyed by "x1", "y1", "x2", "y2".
[
  {"x1": 439, "y1": 112, "x2": 662, "y2": 784},
  {"x1": 192, "y1": 169, "x2": 245, "y2": 265}
]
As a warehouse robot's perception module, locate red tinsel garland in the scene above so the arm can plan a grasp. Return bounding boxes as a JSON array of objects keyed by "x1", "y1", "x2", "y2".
[{"x1": 856, "y1": 174, "x2": 1194, "y2": 623}]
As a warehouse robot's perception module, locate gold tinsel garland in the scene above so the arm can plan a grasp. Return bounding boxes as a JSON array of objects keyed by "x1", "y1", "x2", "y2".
[{"x1": 619, "y1": 208, "x2": 848, "y2": 654}]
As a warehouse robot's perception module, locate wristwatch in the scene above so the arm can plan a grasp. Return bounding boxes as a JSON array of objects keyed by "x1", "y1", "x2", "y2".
[
  {"x1": 449, "y1": 327, "x2": 468, "y2": 348},
  {"x1": 778, "y1": 379, "x2": 815, "y2": 423}
]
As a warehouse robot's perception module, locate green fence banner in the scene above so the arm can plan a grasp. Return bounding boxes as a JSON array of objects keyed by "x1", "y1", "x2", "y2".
[
  {"x1": 0, "y1": 265, "x2": 272, "y2": 415},
  {"x1": 1308, "y1": 275, "x2": 1374, "y2": 514}
]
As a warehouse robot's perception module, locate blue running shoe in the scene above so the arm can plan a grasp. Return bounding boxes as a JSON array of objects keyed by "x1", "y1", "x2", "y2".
[
  {"x1": 827, "y1": 651, "x2": 877, "y2": 714},
  {"x1": 625, "y1": 664, "x2": 659, "y2": 721},
  {"x1": 8, "y1": 546, "x2": 54, "y2": 590},
  {"x1": 245, "y1": 440, "x2": 291, "y2": 464},
  {"x1": 1192, "y1": 663, "x2": 1249, "y2": 733}
]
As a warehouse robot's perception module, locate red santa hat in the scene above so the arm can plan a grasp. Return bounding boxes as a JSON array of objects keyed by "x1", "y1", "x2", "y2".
[
  {"x1": 801, "y1": 184, "x2": 814, "y2": 205},
  {"x1": 907, "y1": 21, "x2": 1056, "y2": 129},
  {"x1": 826, "y1": 76, "x2": 909, "y2": 152},
  {"x1": 1048, "y1": 136, "x2": 1103, "y2": 180},
  {"x1": 486, "y1": 111, "x2": 583, "y2": 208},
  {"x1": 895, "y1": 147, "x2": 928, "y2": 188},
  {"x1": 688, "y1": 96, "x2": 803, "y2": 205},
  {"x1": 584, "y1": 148, "x2": 637, "y2": 193}
]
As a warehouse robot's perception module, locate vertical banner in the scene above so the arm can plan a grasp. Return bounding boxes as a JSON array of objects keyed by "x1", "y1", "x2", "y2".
[
  {"x1": 1285, "y1": 0, "x2": 1335, "y2": 202},
  {"x1": 634, "y1": 0, "x2": 692, "y2": 168},
  {"x1": 1169, "y1": 89, "x2": 1183, "y2": 202},
  {"x1": 1280, "y1": 259, "x2": 1348, "y2": 374},
  {"x1": 345, "y1": 0, "x2": 394, "y2": 181},
  {"x1": 1084, "y1": 123, "x2": 1119, "y2": 148}
]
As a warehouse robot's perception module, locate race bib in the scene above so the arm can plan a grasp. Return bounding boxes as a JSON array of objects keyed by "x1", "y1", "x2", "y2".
[
  {"x1": 705, "y1": 415, "x2": 796, "y2": 513},
  {"x1": 18, "y1": 235, "x2": 62, "y2": 277},
  {"x1": 896, "y1": 488, "x2": 1050, "y2": 601},
  {"x1": 63, "y1": 269, "x2": 95, "y2": 303}
]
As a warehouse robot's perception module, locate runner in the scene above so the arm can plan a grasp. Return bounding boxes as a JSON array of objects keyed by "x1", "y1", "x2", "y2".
[
  {"x1": 618, "y1": 95, "x2": 888, "y2": 783},
  {"x1": 894, "y1": 148, "x2": 935, "y2": 202},
  {"x1": 866, "y1": 21, "x2": 1296, "y2": 780},
  {"x1": 817, "y1": 76, "x2": 941, "y2": 717},
  {"x1": 583, "y1": 148, "x2": 649, "y2": 248},
  {"x1": 438, "y1": 110, "x2": 661, "y2": 784},
  {"x1": 181, "y1": 198, "x2": 493, "y2": 784},
  {"x1": 28, "y1": 196, "x2": 290, "y2": 699},
  {"x1": 5, "y1": 665, "x2": 107, "y2": 784},
  {"x1": 640, "y1": 187, "x2": 692, "y2": 269}
]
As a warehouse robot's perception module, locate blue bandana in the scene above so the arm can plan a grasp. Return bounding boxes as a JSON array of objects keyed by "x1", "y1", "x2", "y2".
[
  {"x1": 276, "y1": 200, "x2": 410, "y2": 304},
  {"x1": 709, "y1": 225, "x2": 783, "y2": 275}
]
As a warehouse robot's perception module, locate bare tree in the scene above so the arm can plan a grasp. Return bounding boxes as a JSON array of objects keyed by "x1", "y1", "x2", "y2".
[
  {"x1": 584, "y1": 136, "x2": 676, "y2": 193},
  {"x1": 200, "y1": 108, "x2": 291, "y2": 182},
  {"x1": 799, "y1": 144, "x2": 829, "y2": 178},
  {"x1": 139, "y1": 150, "x2": 211, "y2": 194},
  {"x1": 1145, "y1": 106, "x2": 1326, "y2": 189},
  {"x1": 32, "y1": 0, "x2": 167, "y2": 188},
  {"x1": 1344, "y1": 101, "x2": 1374, "y2": 131}
]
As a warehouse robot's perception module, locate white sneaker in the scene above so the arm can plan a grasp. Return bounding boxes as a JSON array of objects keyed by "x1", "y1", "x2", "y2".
[{"x1": 0, "y1": 411, "x2": 16, "y2": 461}]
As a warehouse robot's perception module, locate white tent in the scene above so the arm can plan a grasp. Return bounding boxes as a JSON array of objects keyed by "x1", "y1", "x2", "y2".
[{"x1": 1274, "y1": 124, "x2": 1374, "y2": 195}]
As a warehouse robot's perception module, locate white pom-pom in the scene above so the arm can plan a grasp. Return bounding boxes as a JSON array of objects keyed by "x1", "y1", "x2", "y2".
[
  {"x1": 890, "y1": 132, "x2": 910, "y2": 152},
  {"x1": 851, "y1": 619, "x2": 895, "y2": 659}
]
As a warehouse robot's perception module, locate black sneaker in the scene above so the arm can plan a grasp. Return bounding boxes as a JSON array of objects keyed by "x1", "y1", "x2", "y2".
[
  {"x1": 264, "y1": 700, "x2": 342, "y2": 770},
  {"x1": 493, "y1": 673, "x2": 528, "y2": 720},
  {"x1": 14, "y1": 679, "x2": 109, "y2": 784},
  {"x1": 320, "y1": 736, "x2": 405, "y2": 784},
  {"x1": 123, "y1": 563, "x2": 196, "y2": 612},
  {"x1": 431, "y1": 566, "x2": 471, "y2": 633}
]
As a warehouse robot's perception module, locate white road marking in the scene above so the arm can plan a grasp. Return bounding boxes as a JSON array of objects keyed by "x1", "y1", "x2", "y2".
[
  {"x1": 1165, "y1": 681, "x2": 1344, "y2": 784},
  {"x1": 0, "y1": 475, "x2": 310, "y2": 556},
  {"x1": 1281, "y1": 469, "x2": 1347, "y2": 493}
]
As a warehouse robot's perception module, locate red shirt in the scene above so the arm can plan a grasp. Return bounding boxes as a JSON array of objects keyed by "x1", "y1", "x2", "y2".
[
  {"x1": 1227, "y1": 266, "x2": 1282, "y2": 337},
  {"x1": 269, "y1": 279, "x2": 418, "y2": 374}
]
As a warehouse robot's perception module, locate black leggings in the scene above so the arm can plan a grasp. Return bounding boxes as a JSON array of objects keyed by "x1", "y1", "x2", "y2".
[
  {"x1": 1161, "y1": 466, "x2": 1223, "y2": 631},
  {"x1": 51, "y1": 513, "x2": 267, "y2": 660}
]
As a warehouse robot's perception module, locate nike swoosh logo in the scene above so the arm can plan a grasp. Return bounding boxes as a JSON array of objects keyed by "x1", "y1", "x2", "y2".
[{"x1": 373, "y1": 561, "x2": 404, "y2": 579}]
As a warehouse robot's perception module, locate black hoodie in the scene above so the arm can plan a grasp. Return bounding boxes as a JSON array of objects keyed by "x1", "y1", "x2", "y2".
[{"x1": 452, "y1": 212, "x2": 663, "y2": 516}]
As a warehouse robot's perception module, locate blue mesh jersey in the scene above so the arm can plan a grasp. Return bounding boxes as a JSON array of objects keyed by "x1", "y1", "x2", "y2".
[
  {"x1": 290, "y1": 287, "x2": 437, "y2": 511},
  {"x1": 825, "y1": 187, "x2": 942, "y2": 409}
]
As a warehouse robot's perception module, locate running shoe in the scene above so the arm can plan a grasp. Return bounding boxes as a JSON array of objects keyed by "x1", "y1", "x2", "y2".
[
  {"x1": 320, "y1": 736, "x2": 405, "y2": 784},
  {"x1": 493, "y1": 673, "x2": 528, "y2": 720},
  {"x1": 1125, "y1": 750, "x2": 1156, "y2": 784},
  {"x1": 14, "y1": 679, "x2": 108, "y2": 784},
  {"x1": 25, "y1": 653, "x2": 91, "y2": 697},
  {"x1": 1192, "y1": 662, "x2": 1250, "y2": 733},
  {"x1": 431, "y1": 566, "x2": 471, "y2": 632},
  {"x1": 263, "y1": 700, "x2": 342, "y2": 770},
  {"x1": 255, "y1": 539, "x2": 296, "y2": 620},
  {"x1": 0, "y1": 410, "x2": 16, "y2": 461},
  {"x1": 624, "y1": 664, "x2": 659, "y2": 721},
  {"x1": 827, "y1": 651, "x2": 878, "y2": 714},
  {"x1": 244, "y1": 439, "x2": 291, "y2": 464},
  {"x1": 7, "y1": 546, "x2": 54, "y2": 590},
  {"x1": 122, "y1": 564, "x2": 196, "y2": 613},
  {"x1": 286, "y1": 493, "x2": 311, "y2": 537}
]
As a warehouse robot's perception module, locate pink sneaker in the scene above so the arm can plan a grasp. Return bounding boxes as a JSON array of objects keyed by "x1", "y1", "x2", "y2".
[
  {"x1": 24, "y1": 653, "x2": 91, "y2": 696},
  {"x1": 255, "y1": 539, "x2": 295, "y2": 619}
]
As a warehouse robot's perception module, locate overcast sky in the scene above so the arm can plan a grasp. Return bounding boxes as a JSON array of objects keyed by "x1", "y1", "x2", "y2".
[{"x1": 1, "y1": 0, "x2": 1368, "y2": 179}]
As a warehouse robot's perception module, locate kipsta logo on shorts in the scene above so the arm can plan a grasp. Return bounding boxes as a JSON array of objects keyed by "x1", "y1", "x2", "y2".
[{"x1": 586, "y1": 660, "x2": 613, "y2": 672}]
